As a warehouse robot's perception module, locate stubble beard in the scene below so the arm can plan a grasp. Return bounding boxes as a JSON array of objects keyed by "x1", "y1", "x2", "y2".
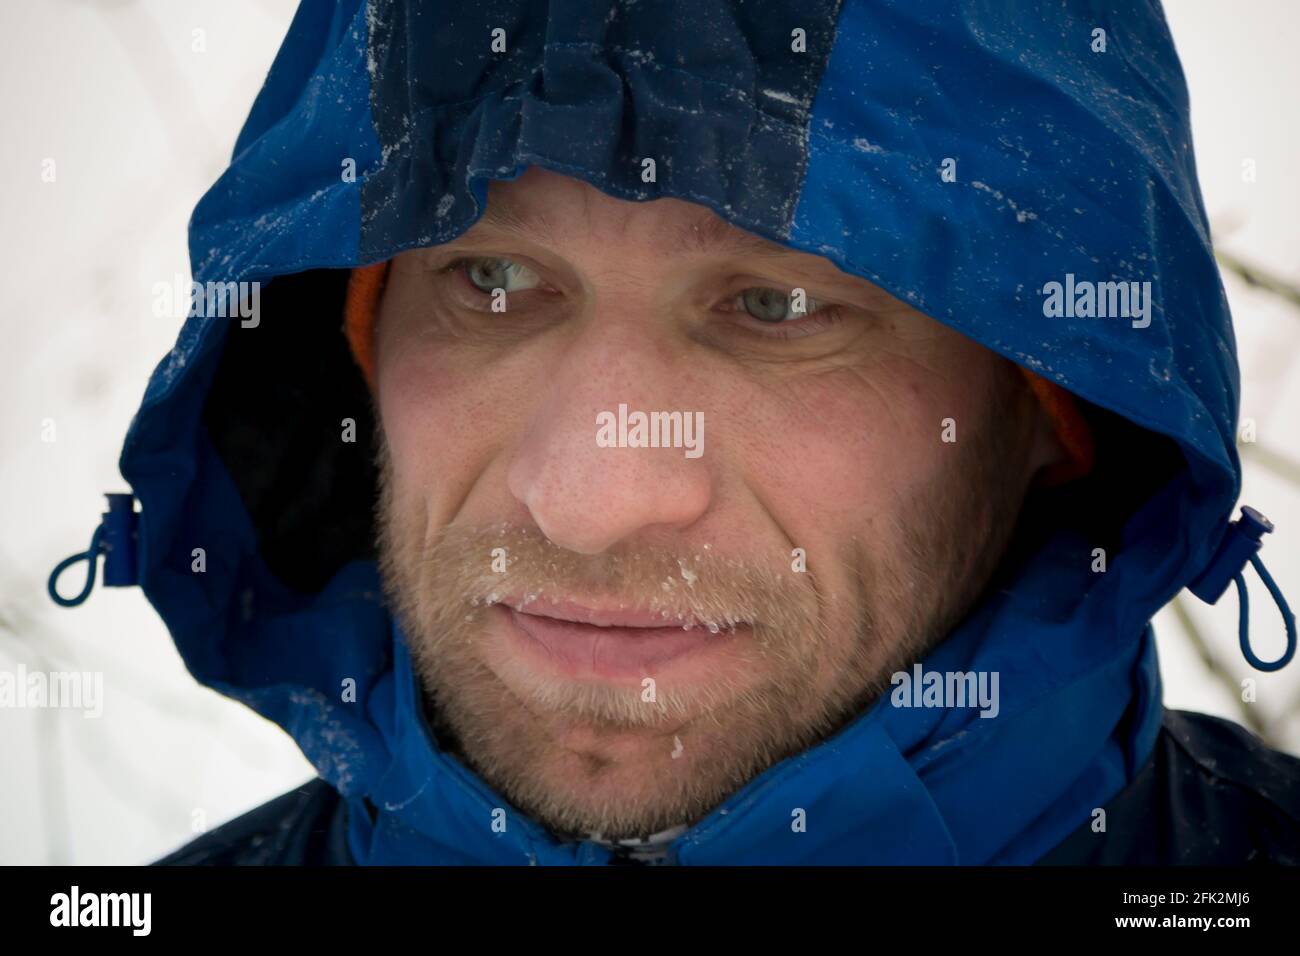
[{"x1": 374, "y1": 365, "x2": 1036, "y2": 841}]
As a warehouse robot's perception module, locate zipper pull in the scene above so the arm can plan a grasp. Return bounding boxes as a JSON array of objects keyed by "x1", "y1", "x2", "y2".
[{"x1": 47, "y1": 493, "x2": 139, "y2": 607}]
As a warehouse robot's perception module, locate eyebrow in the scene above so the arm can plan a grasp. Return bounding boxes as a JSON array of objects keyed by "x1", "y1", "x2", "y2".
[{"x1": 471, "y1": 200, "x2": 793, "y2": 260}]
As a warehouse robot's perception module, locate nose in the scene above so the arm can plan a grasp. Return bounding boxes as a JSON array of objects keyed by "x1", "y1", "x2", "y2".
[{"x1": 506, "y1": 331, "x2": 713, "y2": 555}]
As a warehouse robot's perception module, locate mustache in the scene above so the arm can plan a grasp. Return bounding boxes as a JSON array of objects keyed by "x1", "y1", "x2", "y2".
[{"x1": 403, "y1": 521, "x2": 822, "y2": 644}]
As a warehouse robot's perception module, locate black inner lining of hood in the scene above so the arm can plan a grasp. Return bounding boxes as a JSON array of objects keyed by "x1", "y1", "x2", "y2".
[
  {"x1": 1001, "y1": 398, "x2": 1186, "y2": 588},
  {"x1": 201, "y1": 269, "x2": 379, "y2": 594},
  {"x1": 199, "y1": 266, "x2": 1185, "y2": 598}
]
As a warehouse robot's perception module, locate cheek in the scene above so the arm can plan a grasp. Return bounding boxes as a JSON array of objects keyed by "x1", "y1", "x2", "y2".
[
  {"x1": 738, "y1": 362, "x2": 962, "y2": 538},
  {"x1": 374, "y1": 327, "x2": 531, "y2": 506}
]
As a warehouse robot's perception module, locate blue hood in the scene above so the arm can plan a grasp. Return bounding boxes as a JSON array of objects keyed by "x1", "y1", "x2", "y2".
[{"x1": 64, "y1": 0, "x2": 1293, "y2": 863}]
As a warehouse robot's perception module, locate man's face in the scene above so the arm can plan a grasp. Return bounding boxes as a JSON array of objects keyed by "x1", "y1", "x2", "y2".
[{"x1": 373, "y1": 167, "x2": 1062, "y2": 840}]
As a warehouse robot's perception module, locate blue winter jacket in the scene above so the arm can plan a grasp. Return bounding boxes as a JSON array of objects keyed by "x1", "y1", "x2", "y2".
[{"x1": 51, "y1": 0, "x2": 1299, "y2": 865}]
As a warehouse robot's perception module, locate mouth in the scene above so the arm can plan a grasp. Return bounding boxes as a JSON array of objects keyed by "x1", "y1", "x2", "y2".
[{"x1": 488, "y1": 595, "x2": 751, "y2": 682}]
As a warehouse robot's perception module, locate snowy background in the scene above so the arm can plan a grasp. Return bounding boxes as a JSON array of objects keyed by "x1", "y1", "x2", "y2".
[{"x1": 1, "y1": 0, "x2": 1297, "y2": 864}]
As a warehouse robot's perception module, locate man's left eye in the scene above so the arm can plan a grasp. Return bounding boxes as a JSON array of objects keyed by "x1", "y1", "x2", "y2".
[
  {"x1": 463, "y1": 257, "x2": 541, "y2": 293},
  {"x1": 736, "y1": 287, "x2": 822, "y2": 323}
]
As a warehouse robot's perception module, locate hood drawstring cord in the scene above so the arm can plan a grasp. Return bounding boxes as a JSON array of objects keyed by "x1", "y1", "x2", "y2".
[
  {"x1": 1233, "y1": 554, "x2": 1296, "y2": 672},
  {"x1": 47, "y1": 493, "x2": 139, "y2": 608},
  {"x1": 48, "y1": 524, "x2": 105, "y2": 607},
  {"x1": 1189, "y1": 506, "x2": 1296, "y2": 672}
]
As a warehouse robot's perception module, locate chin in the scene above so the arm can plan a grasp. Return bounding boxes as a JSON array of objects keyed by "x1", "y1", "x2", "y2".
[
  {"x1": 428, "y1": 668, "x2": 750, "y2": 839},
  {"x1": 502, "y1": 740, "x2": 715, "y2": 840}
]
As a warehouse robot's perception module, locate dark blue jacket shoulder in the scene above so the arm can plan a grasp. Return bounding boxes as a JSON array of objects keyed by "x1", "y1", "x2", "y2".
[
  {"x1": 1038, "y1": 710, "x2": 1300, "y2": 865},
  {"x1": 153, "y1": 779, "x2": 352, "y2": 866}
]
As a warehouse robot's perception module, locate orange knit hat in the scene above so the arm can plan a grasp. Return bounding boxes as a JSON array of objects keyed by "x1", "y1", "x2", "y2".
[
  {"x1": 344, "y1": 261, "x2": 389, "y2": 388},
  {"x1": 1018, "y1": 368, "x2": 1095, "y2": 486},
  {"x1": 342, "y1": 264, "x2": 1094, "y2": 485}
]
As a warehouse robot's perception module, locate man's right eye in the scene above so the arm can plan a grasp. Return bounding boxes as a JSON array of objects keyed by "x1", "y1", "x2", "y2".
[{"x1": 461, "y1": 257, "x2": 541, "y2": 294}]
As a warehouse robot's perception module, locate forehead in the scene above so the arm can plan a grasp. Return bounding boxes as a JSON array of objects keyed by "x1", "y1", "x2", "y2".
[{"x1": 469, "y1": 167, "x2": 793, "y2": 260}]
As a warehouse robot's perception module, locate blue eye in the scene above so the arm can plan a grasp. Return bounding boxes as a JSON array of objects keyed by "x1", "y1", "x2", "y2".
[
  {"x1": 464, "y1": 258, "x2": 541, "y2": 293},
  {"x1": 737, "y1": 287, "x2": 821, "y2": 322}
]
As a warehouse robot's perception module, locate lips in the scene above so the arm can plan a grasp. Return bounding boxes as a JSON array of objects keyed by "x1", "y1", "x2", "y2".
[
  {"x1": 500, "y1": 595, "x2": 729, "y2": 629},
  {"x1": 493, "y1": 596, "x2": 748, "y2": 680}
]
